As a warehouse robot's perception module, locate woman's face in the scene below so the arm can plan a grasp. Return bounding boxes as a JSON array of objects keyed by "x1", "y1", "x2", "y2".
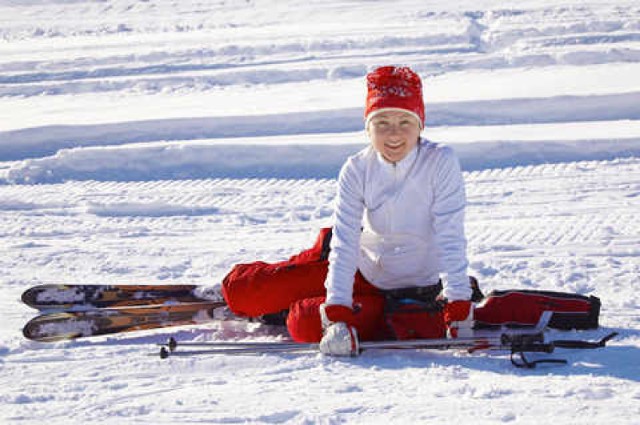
[{"x1": 367, "y1": 110, "x2": 421, "y2": 164}]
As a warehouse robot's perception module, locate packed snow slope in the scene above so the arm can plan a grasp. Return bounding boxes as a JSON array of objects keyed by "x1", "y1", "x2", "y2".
[{"x1": 0, "y1": 1, "x2": 639, "y2": 424}]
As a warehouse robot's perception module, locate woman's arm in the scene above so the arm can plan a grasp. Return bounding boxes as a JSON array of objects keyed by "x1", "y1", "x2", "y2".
[
  {"x1": 325, "y1": 157, "x2": 366, "y2": 307},
  {"x1": 432, "y1": 147, "x2": 471, "y2": 301}
]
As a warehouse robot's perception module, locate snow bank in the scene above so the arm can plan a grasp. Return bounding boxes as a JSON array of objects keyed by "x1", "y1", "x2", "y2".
[
  {"x1": 1, "y1": 140, "x2": 362, "y2": 183},
  {"x1": 3, "y1": 127, "x2": 639, "y2": 183},
  {"x1": 3, "y1": 86, "x2": 640, "y2": 161}
]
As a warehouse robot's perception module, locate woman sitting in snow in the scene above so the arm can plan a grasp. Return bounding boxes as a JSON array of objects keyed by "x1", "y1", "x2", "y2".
[{"x1": 219, "y1": 65, "x2": 476, "y2": 356}]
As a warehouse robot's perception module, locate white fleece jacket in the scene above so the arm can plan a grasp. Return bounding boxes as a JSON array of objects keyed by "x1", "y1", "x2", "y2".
[{"x1": 325, "y1": 138, "x2": 471, "y2": 307}]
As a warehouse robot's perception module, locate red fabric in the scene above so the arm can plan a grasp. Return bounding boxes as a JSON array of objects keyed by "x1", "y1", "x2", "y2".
[
  {"x1": 444, "y1": 300, "x2": 472, "y2": 324},
  {"x1": 387, "y1": 306, "x2": 446, "y2": 340},
  {"x1": 222, "y1": 259, "x2": 382, "y2": 317},
  {"x1": 222, "y1": 228, "x2": 332, "y2": 317},
  {"x1": 222, "y1": 261, "x2": 380, "y2": 317},
  {"x1": 353, "y1": 271, "x2": 385, "y2": 296},
  {"x1": 287, "y1": 296, "x2": 387, "y2": 343},
  {"x1": 365, "y1": 66, "x2": 425, "y2": 125},
  {"x1": 322, "y1": 304, "x2": 357, "y2": 326},
  {"x1": 222, "y1": 260, "x2": 328, "y2": 317},
  {"x1": 474, "y1": 291, "x2": 591, "y2": 326},
  {"x1": 222, "y1": 228, "x2": 380, "y2": 317}
]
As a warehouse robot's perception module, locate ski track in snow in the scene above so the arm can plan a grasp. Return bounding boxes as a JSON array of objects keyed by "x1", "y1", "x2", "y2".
[
  {"x1": 1, "y1": 0, "x2": 640, "y2": 97},
  {"x1": 1, "y1": 1, "x2": 640, "y2": 424},
  {"x1": 2, "y1": 0, "x2": 640, "y2": 165}
]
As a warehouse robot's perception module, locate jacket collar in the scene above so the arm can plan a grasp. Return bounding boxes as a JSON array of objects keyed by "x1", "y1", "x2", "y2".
[{"x1": 374, "y1": 139, "x2": 421, "y2": 175}]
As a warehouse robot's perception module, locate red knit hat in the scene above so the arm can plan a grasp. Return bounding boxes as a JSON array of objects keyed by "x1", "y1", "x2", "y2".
[{"x1": 365, "y1": 66, "x2": 425, "y2": 128}]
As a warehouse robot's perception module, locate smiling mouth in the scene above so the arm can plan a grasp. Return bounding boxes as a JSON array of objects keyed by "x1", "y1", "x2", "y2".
[{"x1": 385, "y1": 142, "x2": 404, "y2": 149}]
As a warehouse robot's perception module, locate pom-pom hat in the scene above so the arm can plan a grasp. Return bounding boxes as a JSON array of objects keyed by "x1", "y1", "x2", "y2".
[{"x1": 365, "y1": 66, "x2": 425, "y2": 129}]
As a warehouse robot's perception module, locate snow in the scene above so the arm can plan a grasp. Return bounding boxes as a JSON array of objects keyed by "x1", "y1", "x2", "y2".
[{"x1": 0, "y1": 0, "x2": 639, "y2": 423}]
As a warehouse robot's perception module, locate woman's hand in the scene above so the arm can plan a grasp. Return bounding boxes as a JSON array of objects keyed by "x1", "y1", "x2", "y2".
[
  {"x1": 318, "y1": 304, "x2": 360, "y2": 356},
  {"x1": 443, "y1": 300, "x2": 474, "y2": 338}
]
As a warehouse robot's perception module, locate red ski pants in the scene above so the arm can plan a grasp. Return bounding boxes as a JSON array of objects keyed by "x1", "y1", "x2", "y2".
[
  {"x1": 222, "y1": 258, "x2": 388, "y2": 342},
  {"x1": 221, "y1": 228, "x2": 444, "y2": 343}
]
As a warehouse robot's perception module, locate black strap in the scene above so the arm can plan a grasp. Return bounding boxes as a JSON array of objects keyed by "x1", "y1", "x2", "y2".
[
  {"x1": 319, "y1": 228, "x2": 332, "y2": 261},
  {"x1": 469, "y1": 276, "x2": 484, "y2": 302},
  {"x1": 511, "y1": 351, "x2": 568, "y2": 369},
  {"x1": 509, "y1": 332, "x2": 617, "y2": 368},
  {"x1": 383, "y1": 282, "x2": 444, "y2": 305},
  {"x1": 552, "y1": 332, "x2": 618, "y2": 349},
  {"x1": 382, "y1": 276, "x2": 483, "y2": 303}
]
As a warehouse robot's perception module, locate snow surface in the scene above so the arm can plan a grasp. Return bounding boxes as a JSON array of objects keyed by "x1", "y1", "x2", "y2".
[{"x1": 0, "y1": 0, "x2": 639, "y2": 423}]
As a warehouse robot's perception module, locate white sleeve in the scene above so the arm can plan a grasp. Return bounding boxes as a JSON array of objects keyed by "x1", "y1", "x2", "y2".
[
  {"x1": 432, "y1": 147, "x2": 471, "y2": 301},
  {"x1": 325, "y1": 157, "x2": 365, "y2": 307}
]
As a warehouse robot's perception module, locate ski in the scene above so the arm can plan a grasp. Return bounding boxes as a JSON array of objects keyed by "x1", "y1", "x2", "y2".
[
  {"x1": 23, "y1": 301, "x2": 227, "y2": 342},
  {"x1": 21, "y1": 284, "x2": 220, "y2": 310}
]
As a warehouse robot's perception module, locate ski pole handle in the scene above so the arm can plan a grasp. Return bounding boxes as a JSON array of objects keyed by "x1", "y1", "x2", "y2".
[{"x1": 551, "y1": 332, "x2": 618, "y2": 349}]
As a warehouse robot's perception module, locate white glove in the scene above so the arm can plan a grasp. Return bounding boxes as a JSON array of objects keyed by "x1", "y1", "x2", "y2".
[
  {"x1": 318, "y1": 304, "x2": 360, "y2": 357},
  {"x1": 319, "y1": 322, "x2": 360, "y2": 357}
]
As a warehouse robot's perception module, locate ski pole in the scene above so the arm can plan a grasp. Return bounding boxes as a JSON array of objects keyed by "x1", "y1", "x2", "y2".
[
  {"x1": 158, "y1": 334, "x2": 511, "y2": 359},
  {"x1": 160, "y1": 343, "x2": 318, "y2": 358},
  {"x1": 161, "y1": 310, "x2": 555, "y2": 356},
  {"x1": 160, "y1": 337, "x2": 303, "y2": 352}
]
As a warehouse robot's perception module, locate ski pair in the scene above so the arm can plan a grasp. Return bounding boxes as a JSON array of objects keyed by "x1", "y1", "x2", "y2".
[{"x1": 21, "y1": 284, "x2": 227, "y2": 342}]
